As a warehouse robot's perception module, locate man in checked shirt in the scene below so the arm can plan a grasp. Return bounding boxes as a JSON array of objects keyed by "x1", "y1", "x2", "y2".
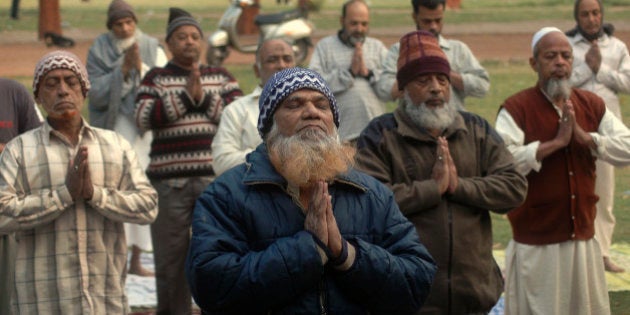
[{"x1": 0, "y1": 50, "x2": 158, "y2": 314}]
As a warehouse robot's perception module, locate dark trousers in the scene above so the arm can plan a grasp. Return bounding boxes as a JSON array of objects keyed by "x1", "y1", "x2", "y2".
[
  {"x1": 10, "y1": 0, "x2": 20, "y2": 19},
  {"x1": 151, "y1": 176, "x2": 214, "y2": 315}
]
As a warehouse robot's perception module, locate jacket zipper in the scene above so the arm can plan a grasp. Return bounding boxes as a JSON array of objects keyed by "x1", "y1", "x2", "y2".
[
  {"x1": 447, "y1": 203, "x2": 453, "y2": 315},
  {"x1": 319, "y1": 275, "x2": 328, "y2": 315}
]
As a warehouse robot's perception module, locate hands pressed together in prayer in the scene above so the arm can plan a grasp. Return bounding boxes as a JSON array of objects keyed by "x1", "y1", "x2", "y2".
[
  {"x1": 122, "y1": 43, "x2": 142, "y2": 80},
  {"x1": 556, "y1": 100, "x2": 594, "y2": 148},
  {"x1": 537, "y1": 99, "x2": 596, "y2": 161},
  {"x1": 187, "y1": 65, "x2": 203, "y2": 102},
  {"x1": 66, "y1": 146, "x2": 94, "y2": 201},
  {"x1": 585, "y1": 40, "x2": 602, "y2": 74},
  {"x1": 432, "y1": 137, "x2": 458, "y2": 195},
  {"x1": 350, "y1": 42, "x2": 370, "y2": 78},
  {"x1": 304, "y1": 181, "x2": 355, "y2": 269}
]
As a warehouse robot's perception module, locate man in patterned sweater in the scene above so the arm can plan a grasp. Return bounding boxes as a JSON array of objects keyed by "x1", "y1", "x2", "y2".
[{"x1": 134, "y1": 7, "x2": 243, "y2": 314}]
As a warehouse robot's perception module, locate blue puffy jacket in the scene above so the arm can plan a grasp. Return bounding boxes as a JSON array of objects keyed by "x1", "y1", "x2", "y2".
[{"x1": 186, "y1": 145, "x2": 436, "y2": 314}]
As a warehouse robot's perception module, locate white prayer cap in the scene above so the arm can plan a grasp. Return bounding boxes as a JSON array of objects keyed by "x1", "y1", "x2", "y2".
[{"x1": 531, "y1": 27, "x2": 564, "y2": 54}]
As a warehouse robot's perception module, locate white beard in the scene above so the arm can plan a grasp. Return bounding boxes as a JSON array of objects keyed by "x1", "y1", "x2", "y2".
[
  {"x1": 545, "y1": 78, "x2": 571, "y2": 101},
  {"x1": 403, "y1": 91, "x2": 457, "y2": 131},
  {"x1": 111, "y1": 31, "x2": 138, "y2": 54},
  {"x1": 266, "y1": 122, "x2": 354, "y2": 186}
]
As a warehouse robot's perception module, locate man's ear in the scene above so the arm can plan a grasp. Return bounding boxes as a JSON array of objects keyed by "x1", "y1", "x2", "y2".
[
  {"x1": 253, "y1": 63, "x2": 261, "y2": 79},
  {"x1": 529, "y1": 56, "x2": 537, "y2": 72}
]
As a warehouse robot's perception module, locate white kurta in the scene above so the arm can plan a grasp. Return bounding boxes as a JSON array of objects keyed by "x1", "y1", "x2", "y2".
[
  {"x1": 569, "y1": 32, "x2": 630, "y2": 257},
  {"x1": 113, "y1": 43, "x2": 167, "y2": 252},
  {"x1": 504, "y1": 239, "x2": 610, "y2": 315},
  {"x1": 211, "y1": 86, "x2": 263, "y2": 176},
  {"x1": 496, "y1": 95, "x2": 630, "y2": 315}
]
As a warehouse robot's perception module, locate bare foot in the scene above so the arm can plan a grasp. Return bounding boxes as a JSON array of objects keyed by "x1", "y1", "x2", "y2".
[
  {"x1": 604, "y1": 256, "x2": 625, "y2": 273},
  {"x1": 129, "y1": 266, "x2": 155, "y2": 277}
]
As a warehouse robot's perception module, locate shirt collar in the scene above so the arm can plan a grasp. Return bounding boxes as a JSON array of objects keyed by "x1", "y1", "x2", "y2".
[
  {"x1": 437, "y1": 35, "x2": 451, "y2": 51},
  {"x1": 42, "y1": 117, "x2": 96, "y2": 145}
]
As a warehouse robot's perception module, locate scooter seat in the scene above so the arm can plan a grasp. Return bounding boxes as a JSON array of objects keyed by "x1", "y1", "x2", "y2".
[{"x1": 255, "y1": 9, "x2": 303, "y2": 25}]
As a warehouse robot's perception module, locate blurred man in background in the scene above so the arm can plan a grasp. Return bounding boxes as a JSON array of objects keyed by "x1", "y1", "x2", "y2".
[{"x1": 566, "y1": 0, "x2": 630, "y2": 273}]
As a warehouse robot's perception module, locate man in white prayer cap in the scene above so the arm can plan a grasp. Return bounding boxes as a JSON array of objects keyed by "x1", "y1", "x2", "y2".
[{"x1": 494, "y1": 26, "x2": 630, "y2": 315}]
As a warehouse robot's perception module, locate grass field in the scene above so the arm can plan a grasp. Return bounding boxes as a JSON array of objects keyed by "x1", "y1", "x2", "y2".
[{"x1": 2, "y1": 0, "x2": 630, "y2": 313}]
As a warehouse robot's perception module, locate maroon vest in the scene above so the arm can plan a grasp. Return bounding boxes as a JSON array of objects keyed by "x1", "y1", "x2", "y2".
[{"x1": 502, "y1": 86, "x2": 605, "y2": 245}]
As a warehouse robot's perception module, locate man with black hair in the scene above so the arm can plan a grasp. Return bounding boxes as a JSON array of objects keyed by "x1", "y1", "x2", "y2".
[
  {"x1": 376, "y1": 0, "x2": 489, "y2": 110},
  {"x1": 135, "y1": 7, "x2": 243, "y2": 314},
  {"x1": 0, "y1": 78, "x2": 42, "y2": 315}
]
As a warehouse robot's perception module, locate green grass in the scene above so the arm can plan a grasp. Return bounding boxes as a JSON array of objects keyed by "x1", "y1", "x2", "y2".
[{"x1": 1, "y1": 0, "x2": 629, "y2": 34}]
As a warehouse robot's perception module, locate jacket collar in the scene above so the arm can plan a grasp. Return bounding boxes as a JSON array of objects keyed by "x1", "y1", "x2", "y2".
[
  {"x1": 243, "y1": 144, "x2": 368, "y2": 192},
  {"x1": 393, "y1": 105, "x2": 467, "y2": 142}
]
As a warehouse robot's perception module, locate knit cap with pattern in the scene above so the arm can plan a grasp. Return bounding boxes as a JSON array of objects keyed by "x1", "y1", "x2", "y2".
[
  {"x1": 33, "y1": 50, "x2": 90, "y2": 98},
  {"x1": 106, "y1": 0, "x2": 136, "y2": 29},
  {"x1": 257, "y1": 67, "x2": 339, "y2": 138},
  {"x1": 396, "y1": 30, "x2": 451, "y2": 90},
  {"x1": 166, "y1": 7, "x2": 203, "y2": 41}
]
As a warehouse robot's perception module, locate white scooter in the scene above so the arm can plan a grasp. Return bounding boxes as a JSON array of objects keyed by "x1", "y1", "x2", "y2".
[{"x1": 206, "y1": 0, "x2": 314, "y2": 67}]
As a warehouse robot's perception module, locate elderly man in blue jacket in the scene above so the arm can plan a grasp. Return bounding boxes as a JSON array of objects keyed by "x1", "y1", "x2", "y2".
[{"x1": 186, "y1": 67, "x2": 436, "y2": 315}]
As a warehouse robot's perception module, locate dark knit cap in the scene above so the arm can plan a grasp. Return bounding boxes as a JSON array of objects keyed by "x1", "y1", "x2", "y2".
[
  {"x1": 396, "y1": 30, "x2": 451, "y2": 90},
  {"x1": 107, "y1": 0, "x2": 137, "y2": 29},
  {"x1": 258, "y1": 68, "x2": 339, "y2": 138},
  {"x1": 166, "y1": 7, "x2": 203, "y2": 41}
]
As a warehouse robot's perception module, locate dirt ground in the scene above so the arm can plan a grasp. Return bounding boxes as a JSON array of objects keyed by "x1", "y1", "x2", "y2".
[{"x1": 1, "y1": 22, "x2": 629, "y2": 78}]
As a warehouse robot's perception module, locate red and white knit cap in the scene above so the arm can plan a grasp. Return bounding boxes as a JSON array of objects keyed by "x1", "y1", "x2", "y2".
[
  {"x1": 396, "y1": 30, "x2": 451, "y2": 90},
  {"x1": 32, "y1": 50, "x2": 90, "y2": 98}
]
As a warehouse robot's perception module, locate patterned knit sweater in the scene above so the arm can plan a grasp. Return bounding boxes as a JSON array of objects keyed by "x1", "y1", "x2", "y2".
[{"x1": 135, "y1": 62, "x2": 243, "y2": 180}]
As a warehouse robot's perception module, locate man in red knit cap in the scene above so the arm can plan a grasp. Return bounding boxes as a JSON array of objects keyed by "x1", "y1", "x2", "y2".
[{"x1": 355, "y1": 30, "x2": 527, "y2": 314}]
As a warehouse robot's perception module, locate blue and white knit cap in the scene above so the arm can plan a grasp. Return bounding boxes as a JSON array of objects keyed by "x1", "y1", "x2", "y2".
[
  {"x1": 33, "y1": 50, "x2": 90, "y2": 98},
  {"x1": 166, "y1": 7, "x2": 203, "y2": 41},
  {"x1": 257, "y1": 67, "x2": 339, "y2": 138}
]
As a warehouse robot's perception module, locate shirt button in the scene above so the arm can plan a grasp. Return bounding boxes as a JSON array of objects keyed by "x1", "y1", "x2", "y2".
[
  {"x1": 569, "y1": 171, "x2": 574, "y2": 176},
  {"x1": 572, "y1": 216, "x2": 575, "y2": 220},
  {"x1": 571, "y1": 233, "x2": 576, "y2": 238},
  {"x1": 571, "y1": 195, "x2": 576, "y2": 199}
]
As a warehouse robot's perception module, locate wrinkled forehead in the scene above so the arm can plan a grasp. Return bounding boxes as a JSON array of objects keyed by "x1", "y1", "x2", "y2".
[
  {"x1": 42, "y1": 68, "x2": 80, "y2": 80},
  {"x1": 282, "y1": 88, "x2": 329, "y2": 104},
  {"x1": 263, "y1": 41, "x2": 293, "y2": 55},
  {"x1": 538, "y1": 32, "x2": 571, "y2": 52},
  {"x1": 171, "y1": 24, "x2": 201, "y2": 37}
]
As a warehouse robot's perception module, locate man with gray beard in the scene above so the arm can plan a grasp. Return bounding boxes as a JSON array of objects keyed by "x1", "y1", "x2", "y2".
[
  {"x1": 495, "y1": 27, "x2": 630, "y2": 314},
  {"x1": 355, "y1": 30, "x2": 527, "y2": 314},
  {"x1": 86, "y1": 0, "x2": 167, "y2": 277},
  {"x1": 186, "y1": 67, "x2": 437, "y2": 314}
]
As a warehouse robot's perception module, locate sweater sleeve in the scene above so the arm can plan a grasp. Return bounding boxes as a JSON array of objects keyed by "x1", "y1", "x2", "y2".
[
  {"x1": 446, "y1": 118, "x2": 528, "y2": 213},
  {"x1": 355, "y1": 118, "x2": 444, "y2": 216},
  {"x1": 374, "y1": 43, "x2": 399, "y2": 102},
  {"x1": 134, "y1": 68, "x2": 191, "y2": 132},
  {"x1": 308, "y1": 39, "x2": 356, "y2": 94}
]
